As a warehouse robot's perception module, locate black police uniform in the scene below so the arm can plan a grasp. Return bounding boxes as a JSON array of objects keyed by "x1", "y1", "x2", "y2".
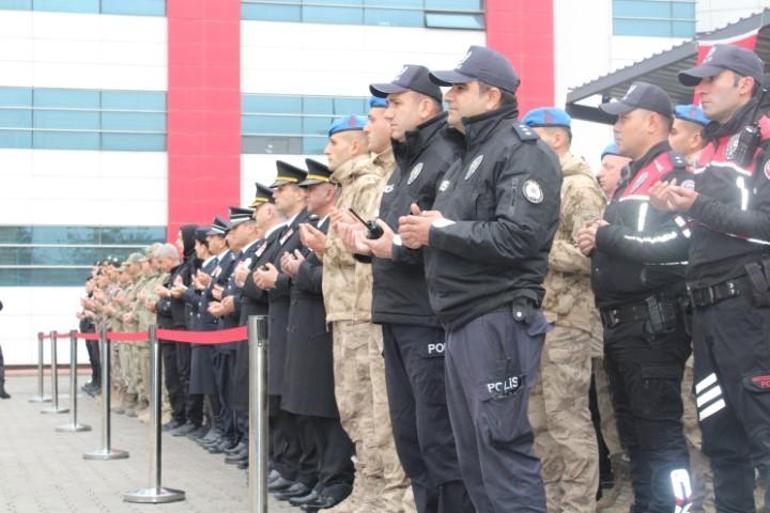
[
  {"x1": 281, "y1": 216, "x2": 355, "y2": 503},
  {"x1": 185, "y1": 255, "x2": 219, "y2": 396},
  {"x1": 423, "y1": 104, "x2": 561, "y2": 513},
  {"x1": 592, "y1": 141, "x2": 692, "y2": 513},
  {"x1": 682, "y1": 98, "x2": 770, "y2": 512},
  {"x1": 372, "y1": 112, "x2": 472, "y2": 513}
]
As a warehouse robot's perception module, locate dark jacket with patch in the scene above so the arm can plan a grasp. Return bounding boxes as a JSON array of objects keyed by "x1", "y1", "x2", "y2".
[
  {"x1": 372, "y1": 113, "x2": 464, "y2": 327},
  {"x1": 592, "y1": 141, "x2": 691, "y2": 308},
  {"x1": 424, "y1": 105, "x2": 562, "y2": 330}
]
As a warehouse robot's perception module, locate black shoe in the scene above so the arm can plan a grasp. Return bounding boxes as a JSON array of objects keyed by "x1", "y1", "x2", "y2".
[
  {"x1": 171, "y1": 422, "x2": 200, "y2": 437},
  {"x1": 289, "y1": 489, "x2": 319, "y2": 507},
  {"x1": 224, "y1": 449, "x2": 249, "y2": 464},
  {"x1": 162, "y1": 419, "x2": 184, "y2": 432},
  {"x1": 267, "y1": 476, "x2": 295, "y2": 492},
  {"x1": 273, "y1": 482, "x2": 312, "y2": 501},
  {"x1": 236, "y1": 460, "x2": 249, "y2": 470},
  {"x1": 267, "y1": 469, "x2": 281, "y2": 484},
  {"x1": 0, "y1": 388, "x2": 9, "y2": 400},
  {"x1": 188, "y1": 425, "x2": 209, "y2": 440},
  {"x1": 225, "y1": 440, "x2": 246, "y2": 455},
  {"x1": 206, "y1": 439, "x2": 230, "y2": 454},
  {"x1": 302, "y1": 483, "x2": 352, "y2": 510}
]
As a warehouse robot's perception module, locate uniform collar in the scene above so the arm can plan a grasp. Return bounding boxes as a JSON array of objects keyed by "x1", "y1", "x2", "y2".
[
  {"x1": 392, "y1": 112, "x2": 448, "y2": 166},
  {"x1": 330, "y1": 153, "x2": 372, "y2": 186},
  {"x1": 202, "y1": 255, "x2": 217, "y2": 268},
  {"x1": 704, "y1": 97, "x2": 758, "y2": 140},
  {"x1": 559, "y1": 152, "x2": 593, "y2": 179},
  {"x1": 242, "y1": 237, "x2": 261, "y2": 254},
  {"x1": 461, "y1": 104, "x2": 519, "y2": 150},
  {"x1": 628, "y1": 140, "x2": 671, "y2": 177}
]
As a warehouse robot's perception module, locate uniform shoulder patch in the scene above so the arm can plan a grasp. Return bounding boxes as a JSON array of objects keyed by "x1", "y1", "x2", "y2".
[
  {"x1": 522, "y1": 179, "x2": 544, "y2": 204},
  {"x1": 669, "y1": 151, "x2": 687, "y2": 169},
  {"x1": 512, "y1": 122, "x2": 539, "y2": 142}
]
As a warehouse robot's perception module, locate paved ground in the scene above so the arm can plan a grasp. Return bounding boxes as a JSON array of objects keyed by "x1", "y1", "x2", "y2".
[{"x1": 0, "y1": 374, "x2": 294, "y2": 513}]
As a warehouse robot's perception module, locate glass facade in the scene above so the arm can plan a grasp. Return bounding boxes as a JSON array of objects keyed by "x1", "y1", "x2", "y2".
[
  {"x1": 241, "y1": 0, "x2": 484, "y2": 29},
  {"x1": 0, "y1": 87, "x2": 166, "y2": 151},
  {"x1": 613, "y1": 0, "x2": 695, "y2": 37},
  {"x1": 242, "y1": 93, "x2": 367, "y2": 154},
  {"x1": 0, "y1": 0, "x2": 165, "y2": 16},
  {"x1": 0, "y1": 225, "x2": 166, "y2": 286}
]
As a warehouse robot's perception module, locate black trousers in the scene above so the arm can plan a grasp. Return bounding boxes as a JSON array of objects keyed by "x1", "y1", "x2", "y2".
[
  {"x1": 382, "y1": 323, "x2": 473, "y2": 513},
  {"x1": 299, "y1": 415, "x2": 354, "y2": 491},
  {"x1": 269, "y1": 396, "x2": 304, "y2": 482},
  {"x1": 0, "y1": 344, "x2": 5, "y2": 387},
  {"x1": 444, "y1": 308, "x2": 548, "y2": 513},
  {"x1": 85, "y1": 339, "x2": 100, "y2": 384},
  {"x1": 692, "y1": 292, "x2": 770, "y2": 513},
  {"x1": 162, "y1": 341, "x2": 201, "y2": 424},
  {"x1": 603, "y1": 313, "x2": 690, "y2": 513},
  {"x1": 212, "y1": 349, "x2": 236, "y2": 440}
]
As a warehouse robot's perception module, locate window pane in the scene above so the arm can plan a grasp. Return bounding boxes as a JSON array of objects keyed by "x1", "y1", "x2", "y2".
[
  {"x1": 672, "y1": 20, "x2": 694, "y2": 37},
  {"x1": 0, "y1": 268, "x2": 93, "y2": 287},
  {"x1": 303, "y1": 97, "x2": 334, "y2": 114},
  {"x1": 0, "y1": 129, "x2": 32, "y2": 148},
  {"x1": 0, "y1": 247, "x2": 31, "y2": 265},
  {"x1": 613, "y1": 18, "x2": 672, "y2": 36},
  {"x1": 303, "y1": 136, "x2": 327, "y2": 154},
  {"x1": 364, "y1": 0, "x2": 421, "y2": 6},
  {"x1": 102, "y1": 112, "x2": 165, "y2": 131},
  {"x1": 33, "y1": 131, "x2": 100, "y2": 150},
  {"x1": 0, "y1": 0, "x2": 31, "y2": 9},
  {"x1": 242, "y1": 135, "x2": 303, "y2": 154},
  {"x1": 365, "y1": 8, "x2": 422, "y2": 26},
  {"x1": 101, "y1": 0, "x2": 165, "y2": 16},
  {"x1": 0, "y1": 109, "x2": 32, "y2": 128},
  {"x1": 311, "y1": 0, "x2": 362, "y2": 5},
  {"x1": 33, "y1": 0, "x2": 99, "y2": 13},
  {"x1": 0, "y1": 226, "x2": 32, "y2": 244},
  {"x1": 30, "y1": 226, "x2": 100, "y2": 244},
  {"x1": 99, "y1": 226, "x2": 165, "y2": 244},
  {"x1": 303, "y1": 115, "x2": 335, "y2": 136},
  {"x1": 671, "y1": 2, "x2": 694, "y2": 19},
  {"x1": 0, "y1": 88, "x2": 32, "y2": 107},
  {"x1": 242, "y1": 3, "x2": 300, "y2": 21},
  {"x1": 102, "y1": 133, "x2": 165, "y2": 151},
  {"x1": 425, "y1": 0, "x2": 482, "y2": 9},
  {"x1": 34, "y1": 110, "x2": 100, "y2": 130},
  {"x1": 614, "y1": 0, "x2": 672, "y2": 18},
  {"x1": 102, "y1": 90, "x2": 165, "y2": 111},
  {"x1": 242, "y1": 114, "x2": 303, "y2": 135},
  {"x1": 304, "y1": 6, "x2": 363, "y2": 24},
  {"x1": 35, "y1": 89, "x2": 99, "y2": 109},
  {"x1": 425, "y1": 12, "x2": 483, "y2": 29},
  {"x1": 333, "y1": 98, "x2": 366, "y2": 115},
  {"x1": 242, "y1": 95, "x2": 301, "y2": 114}
]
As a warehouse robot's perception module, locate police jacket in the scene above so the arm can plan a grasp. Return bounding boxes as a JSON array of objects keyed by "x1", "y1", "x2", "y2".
[
  {"x1": 372, "y1": 113, "x2": 464, "y2": 327},
  {"x1": 158, "y1": 260, "x2": 195, "y2": 329},
  {"x1": 424, "y1": 105, "x2": 562, "y2": 330},
  {"x1": 686, "y1": 98, "x2": 770, "y2": 287},
  {"x1": 182, "y1": 256, "x2": 219, "y2": 331},
  {"x1": 592, "y1": 141, "x2": 690, "y2": 308}
]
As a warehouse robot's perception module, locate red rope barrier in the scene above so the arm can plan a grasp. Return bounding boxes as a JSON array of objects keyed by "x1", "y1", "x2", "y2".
[
  {"x1": 77, "y1": 332, "x2": 100, "y2": 341},
  {"x1": 108, "y1": 331, "x2": 149, "y2": 342},
  {"x1": 156, "y1": 326, "x2": 247, "y2": 345},
  {"x1": 55, "y1": 332, "x2": 71, "y2": 338}
]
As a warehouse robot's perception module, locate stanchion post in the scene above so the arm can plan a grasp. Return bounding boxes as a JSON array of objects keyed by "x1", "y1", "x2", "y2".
[
  {"x1": 83, "y1": 327, "x2": 128, "y2": 460},
  {"x1": 57, "y1": 330, "x2": 91, "y2": 433},
  {"x1": 248, "y1": 315, "x2": 269, "y2": 513},
  {"x1": 124, "y1": 325, "x2": 185, "y2": 503},
  {"x1": 42, "y1": 331, "x2": 68, "y2": 414},
  {"x1": 29, "y1": 332, "x2": 51, "y2": 403}
]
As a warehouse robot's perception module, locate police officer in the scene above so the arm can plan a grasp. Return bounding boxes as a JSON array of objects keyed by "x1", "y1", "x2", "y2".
[
  {"x1": 522, "y1": 107, "x2": 604, "y2": 513},
  {"x1": 339, "y1": 64, "x2": 471, "y2": 513},
  {"x1": 398, "y1": 46, "x2": 562, "y2": 513},
  {"x1": 651, "y1": 44, "x2": 770, "y2": 512},
  {"x1": 577, "y1": 82, "x2": 692, "y2": 513}
]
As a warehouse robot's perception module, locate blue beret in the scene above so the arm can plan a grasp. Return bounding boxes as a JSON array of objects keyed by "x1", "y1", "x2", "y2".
[
  {"x1": 522, "y1": 107, "x2": 571, "y2": 128},
  {"x1": 673, "y1": 104, "x2": 710, "y2": 127},
  {"x1": 601, "y1": 142, "x2": 620, "y2": 159},
  {"x1": 369, "y1": 96, "x2": 388, "y2": 109},
  {"x1": 328, "y1": 115, "x2": 367, "y2": 137}
]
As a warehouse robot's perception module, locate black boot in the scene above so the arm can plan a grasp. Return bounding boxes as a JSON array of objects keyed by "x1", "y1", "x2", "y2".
[{"x1": 0, "y1": 384, "x2": 10, "y2": 399}]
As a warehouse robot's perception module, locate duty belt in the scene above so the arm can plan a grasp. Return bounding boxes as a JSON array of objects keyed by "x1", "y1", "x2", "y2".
[
  {"x1": 600, "y1": 303, "x2": 648, "y2": 329},
  {"x1": 686, "y1": 277, "x2": 745, "y2": 308}
]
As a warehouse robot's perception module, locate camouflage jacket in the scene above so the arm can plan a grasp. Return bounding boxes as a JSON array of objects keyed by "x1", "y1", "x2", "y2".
[
  {"x1": 542, "y1": 152, "x2": 606, "y2": 340},
  {"x1": 133, "y1": 272, "x2": 166, "y2": 331},
  {"x1": 323, "y1": 153, "x2": 392, "y2": 322}
]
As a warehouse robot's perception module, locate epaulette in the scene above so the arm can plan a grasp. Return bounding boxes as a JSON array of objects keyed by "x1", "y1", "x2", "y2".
[
  {"x1": 513, "y1": 122, "x2": 539, "y2": 142},
  {"x1": 669, "y1": 151, "x2": 688, "y2": 169}
]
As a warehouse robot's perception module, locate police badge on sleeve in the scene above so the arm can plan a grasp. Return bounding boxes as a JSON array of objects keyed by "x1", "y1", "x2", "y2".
[
  {"x1": 407, "y1": 163, "x2": 424, "y2": 185},
  {"x1": 522, "y1": 179, "x2": 544, "y2": 204},
  {"x1": 465, "y1": 155, "x2": 484, "y2": 180}
]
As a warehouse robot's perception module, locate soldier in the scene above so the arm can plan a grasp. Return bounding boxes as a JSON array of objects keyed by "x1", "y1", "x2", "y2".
[
  {"x1": 398, "y1": 46, "x2": 562, "y2": 513},
  {"x1": 281, "y1": 159, "x2": 356, "y2": 510},
  {"x1": 338, "y1": 65, "x2": 471, "y2": 513},
  {"x1": 597, "y1": 143, "x2": 631, "y2": 201},
  {"x1": 135, "y1": 244, "x2": 166, "y2": 420},
  {"x1": 651, "y1": 44, "x2": 770, "y2": 512},
  {"x1": 300, "y1": 114, "x2": 408, "y2": 513},
  {"x1": 522, "y1": 107, "x2": 604, "y2": 513},
  {"x1": 577, "y1": 82, "x2": 692, "y2": 512},
  {"x1": 667, "y1": 104, "x2": 715, "y2": 513}
]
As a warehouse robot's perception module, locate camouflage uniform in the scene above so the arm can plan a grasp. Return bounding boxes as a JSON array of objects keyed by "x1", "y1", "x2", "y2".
[
  {"x1": 133, "y1": 267, "x2": 166, "y2": 415},
  {"x1": 528, "y1": 152, "x2": 605, "y2": 513},
  {"x1": 117, "y1": 273, "x2": 140, "y2": 414},
  {"x1": 323, "y1": 151, "x2": 409, "y2": 513}
]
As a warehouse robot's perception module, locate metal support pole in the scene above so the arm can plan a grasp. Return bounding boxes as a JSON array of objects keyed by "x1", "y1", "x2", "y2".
[
  {"x1": 124, "y1": 325, "x2": 185, "y2": 503},
  {"x1": 57, "y1": 330, "x2": 91, "y2": 432},
  {"x1": 248, "y1": 315, "x2": 269, "y2": 513},
  {"x1": 83, "y1": 328, "x2": 128, "y2": 460},
  {"x1": 42, "y1": 331, "x2": 68, "y2": 414},
  {"x1": 29, "y1": 332, "x2": 51, "y2": 403}
]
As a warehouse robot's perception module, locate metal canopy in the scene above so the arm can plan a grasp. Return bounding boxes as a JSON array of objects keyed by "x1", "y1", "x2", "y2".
[{"x1": 566, "y1": 10, "x2": 770, "y2": 124}]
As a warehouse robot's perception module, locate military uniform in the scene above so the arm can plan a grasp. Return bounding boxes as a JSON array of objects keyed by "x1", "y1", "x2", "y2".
[{"x1": 526, "y1": 143, "x2": 605, "y2": 513}]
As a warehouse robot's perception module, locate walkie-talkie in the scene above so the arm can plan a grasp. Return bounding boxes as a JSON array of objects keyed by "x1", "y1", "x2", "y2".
[
  {"x1": 349, "y1": 208, "x2": 384, "y2": 240},
  {"x1": 732, "y1": 88, "x2": 767, "y2": 168}
]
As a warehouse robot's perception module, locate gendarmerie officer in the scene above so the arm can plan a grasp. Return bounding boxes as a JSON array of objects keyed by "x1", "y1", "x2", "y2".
[
  {"x1": 652, "y1": 44, "x2": 770, "y2": 512},
  {"x1": 577, "y1": 82, "x2": 692, "y2": 513},
  {"x1": 280, "y1": 159, "x2": 356, "y2": 510},
  {"x1": 359, "y1": 64, "x2": 470, "y2": 513},
  {"x1": 399, "y1": 46, "x2": 562, "y2": 513}
]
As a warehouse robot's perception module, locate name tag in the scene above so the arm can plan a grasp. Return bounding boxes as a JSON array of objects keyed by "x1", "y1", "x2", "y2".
[
  {"x1": 280, "y1": 228, "x2": 294, "y2": 245},
  {"x1": 485, "y1": 375, "x2": 523, "y2": 398}
]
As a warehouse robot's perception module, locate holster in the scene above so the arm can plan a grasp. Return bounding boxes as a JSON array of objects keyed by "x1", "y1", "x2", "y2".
[
  {"x1": 744, "y1": 257, "x2": 770, "y2": 307},
  {"x1": 644, "y1": 294, "x2": 678, "y2": 336}
]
